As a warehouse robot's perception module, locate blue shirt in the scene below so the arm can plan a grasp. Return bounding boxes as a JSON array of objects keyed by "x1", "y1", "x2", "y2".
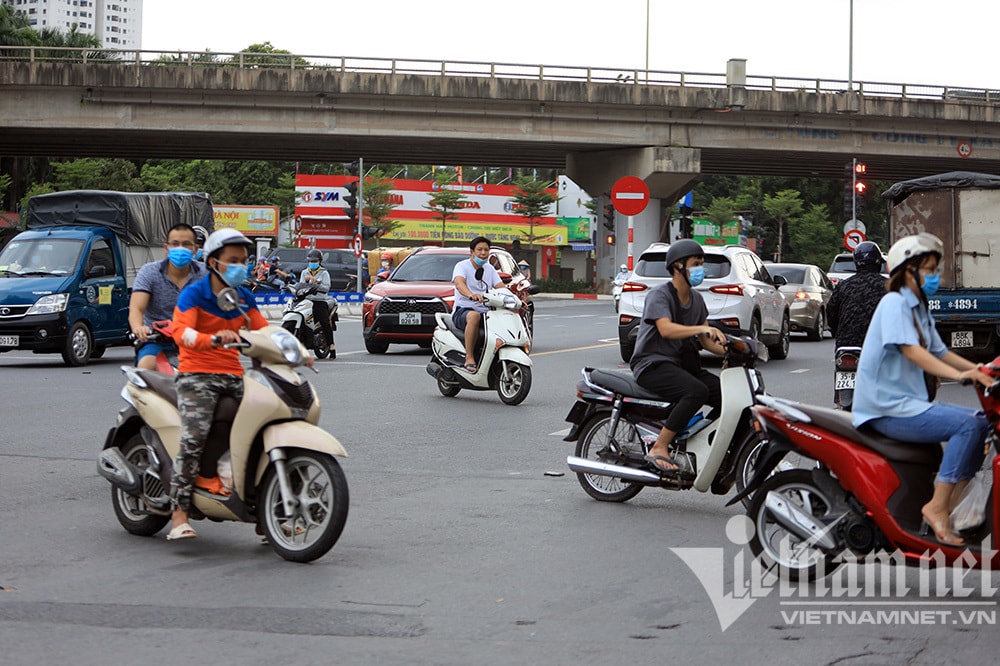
[
  {"x1": 852, "y1": 288, "x2": 947, "y2": 427},
  {"x1": 132, "y1": 258, "x2": 204, "y2": 327}
]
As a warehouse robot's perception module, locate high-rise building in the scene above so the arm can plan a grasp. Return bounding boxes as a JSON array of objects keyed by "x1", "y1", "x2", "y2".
[{"x1": 1, "y1": 0, "x2": 143, "y2": 50}]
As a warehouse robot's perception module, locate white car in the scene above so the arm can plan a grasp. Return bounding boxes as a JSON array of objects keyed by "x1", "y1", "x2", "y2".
[
  {"x1": 617, "y1": 243, "x2": 790, "y2": 362},
  {"x1": 828, "y1": 252, "x2": 889, "y2": 287}
]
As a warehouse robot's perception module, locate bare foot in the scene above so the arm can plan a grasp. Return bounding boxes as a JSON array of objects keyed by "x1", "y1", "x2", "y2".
[{"x1": 922, "y1": 506, "x2": 964, "y2": 546}]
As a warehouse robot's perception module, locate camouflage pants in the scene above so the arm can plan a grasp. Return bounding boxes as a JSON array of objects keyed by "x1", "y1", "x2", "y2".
[{"x1": 170, "y1": 372, "x2": 244, "y2": 511}]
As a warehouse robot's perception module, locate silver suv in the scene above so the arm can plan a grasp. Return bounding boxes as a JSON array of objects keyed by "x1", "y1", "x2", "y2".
[{"x1": 617, "y1": 243, "x2": 790, "y2": 362}]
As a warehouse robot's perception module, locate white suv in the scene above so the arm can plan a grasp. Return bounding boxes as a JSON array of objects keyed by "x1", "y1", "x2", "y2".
[
  {"x1": 617, "y1": 243, "x2": 790, "y2": 362},
  {"x1": 828, "y1": 252, "x2": 889, "y2": 287}
]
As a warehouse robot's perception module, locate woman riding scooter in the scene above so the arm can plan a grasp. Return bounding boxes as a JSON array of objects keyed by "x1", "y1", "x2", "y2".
[{"x1": 852, "y1": 232, "x2": 992, "y2": 546}]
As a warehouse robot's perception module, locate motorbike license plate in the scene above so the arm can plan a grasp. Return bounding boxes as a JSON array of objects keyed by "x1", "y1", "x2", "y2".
[
  {"x1": 399, "y1": 312, "x2": 421, "y2": 325},
  {"x1": 0, "y1": 335, "x2": 17, "y2": 347},
  {"x1": 951, "y1": 331, "x2": 974, "y2": 348},
  {"x1": 834, "y1": 371, "x2": 856, "y2": 390}
]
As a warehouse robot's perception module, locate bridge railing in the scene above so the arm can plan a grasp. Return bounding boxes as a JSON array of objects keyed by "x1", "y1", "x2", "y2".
[{"x1": 2, "y1": 45, "x2": 998, "y2": 103}]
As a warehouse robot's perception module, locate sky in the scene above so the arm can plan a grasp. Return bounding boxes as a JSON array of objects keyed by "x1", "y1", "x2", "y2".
[{"x1": 141, "y1": 0, "x2": 1000, "y2": 90}]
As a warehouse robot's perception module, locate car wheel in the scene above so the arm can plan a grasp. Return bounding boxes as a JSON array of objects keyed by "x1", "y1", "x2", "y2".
[
  {"x1": 61, "y1": 322, "x2": 93, "y2": 367},
  {"x1": 768, "y1": 312, "x2": 790, "y2": 360},
  {"x1": 747, "y1": 314, "x2": 761, "y2": 346},
  {"x1": 807, "y1": 309, "x2": 825, "y2": 342},
  {"x1": 364, "y1": 338, "x2": 389, "y2": 355}
]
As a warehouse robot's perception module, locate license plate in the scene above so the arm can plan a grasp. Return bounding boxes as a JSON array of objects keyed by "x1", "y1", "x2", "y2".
[
  {"x1": 399, "y1": 312, "x2": 421, "y2": 325},
  {"x1": 834, "y1": 371, "x2": 856, "y2": 390},
  {"x1": 0, "y1": 335, "x2": 17, "y2": 347},
  {"x1": 952, "y1": 331, "x2": 974, "y2": 348}
]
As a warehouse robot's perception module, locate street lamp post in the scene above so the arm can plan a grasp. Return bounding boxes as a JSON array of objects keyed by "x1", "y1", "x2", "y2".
[
  {"x1": 645, "y1": 0, "x2": 650, "y2": 83},
  {"x1": 848, "y1": 0, "x2": 854, "y2": 92}
]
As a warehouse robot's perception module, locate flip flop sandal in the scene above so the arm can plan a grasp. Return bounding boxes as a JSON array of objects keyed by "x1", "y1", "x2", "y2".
[
  {"x1": 643, "y1": 454, "x2": 695, "y2": 480},
  {"x1": 166, "y1": 523, "x2": 197, "y2": 540},
  {"x1": 463, "y1": 363, "x2": 478, "y2": 373}
]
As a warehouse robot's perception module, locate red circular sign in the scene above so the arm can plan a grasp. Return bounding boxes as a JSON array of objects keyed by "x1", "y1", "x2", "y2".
[
  {"x1": 352, "y1": 234, "x2": 363, "y2": 258},
  {"x1": 844, "y1": 229, "x2": 866, "y2": 251},
  {"x1": 611, "y1": 176, "x2": 650, "y2": 216},
  {"x1": 957, "y1": 141, "x2": 973, "y2": 158}
]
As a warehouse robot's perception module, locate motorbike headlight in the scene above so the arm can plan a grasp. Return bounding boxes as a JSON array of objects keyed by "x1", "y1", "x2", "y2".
[
  {"x1": 25, "y1": 292, "x2": 69, "y2": 315},
  {"x1": 270, "y1": 328, "x2": 304, "y2": 365},
  {"x1": 502, "y1": 294, "x2": 520, "y2": 311}
]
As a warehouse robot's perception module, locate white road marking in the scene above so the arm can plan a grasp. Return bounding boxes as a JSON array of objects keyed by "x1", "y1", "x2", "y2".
[
  {"x1": 789, "y1": 368, "x2": 811, "y2": 374},
  {"x1": 550, "y1": 427, "x2": 571, "y2": 437}
]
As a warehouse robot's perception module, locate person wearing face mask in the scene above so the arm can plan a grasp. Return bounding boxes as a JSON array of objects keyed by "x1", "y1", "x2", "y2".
[
  {"x1": 375, "y1": 252, "x2": 394, "y2": 283},
  {"x1": 629, "y1": 240, "x2": 728, "y2": 478},
  {"x1": 191, "y1": 226, "x2": 209, "y2": 263},
  {"x1": 166, "y1": 229, "x2": 272, "y2": 541},
  {"x1": 452, "y1": 236, "x2": 506, "y2": 372},
  {"x1": 852, "y1": 232, "x2": 992, "y2": 547},
  {"x1": 128, "y1": 223, "x2": 206, "y2": 370},
  {"x1": 301, "y1": 248, "x2": 336, "y2": 358}
]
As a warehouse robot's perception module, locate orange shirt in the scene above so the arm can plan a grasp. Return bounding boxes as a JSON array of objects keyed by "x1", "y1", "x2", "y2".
[{"x1": 172, "y1": 276, "x2": 269, "y2": 375}]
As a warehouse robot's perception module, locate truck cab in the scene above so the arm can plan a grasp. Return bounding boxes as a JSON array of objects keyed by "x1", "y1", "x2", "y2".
[{"x1": 0, "y1": 226, "x2": 129, "y2": 365}]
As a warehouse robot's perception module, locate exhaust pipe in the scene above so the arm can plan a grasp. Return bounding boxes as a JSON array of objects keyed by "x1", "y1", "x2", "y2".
[
  {"x1": 426, "y1": 360, "x2": 442, "y2": 379},
  {"x1": 97, "y1": 448, "x2": 142, "y2": 495},
  {"x1": 566, "y1": 456, "x2": 660, "y2": 483},
  {"x1": 763, "y1": 490, "x2": 839, "y2": 551}
]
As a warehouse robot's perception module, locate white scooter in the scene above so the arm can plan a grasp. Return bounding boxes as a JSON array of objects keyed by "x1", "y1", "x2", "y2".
[
  {"x1": 280, "y1": 281, "x2": 338, "y2": 360},
  {"x1": 425, "y1": 288, "x2": 533, "y2": 405}
]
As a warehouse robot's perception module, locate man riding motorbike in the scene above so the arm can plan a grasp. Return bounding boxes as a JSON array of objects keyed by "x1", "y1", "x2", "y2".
[
  {"x1": 629, "y1": 239, "x2": 727, "y2": 477},
  {"x1": 301, "y1": 248, "x2": 336, "y2": 358},
  {"x1": 827, "y1": 241, "x2": 886, "y2": 349}
]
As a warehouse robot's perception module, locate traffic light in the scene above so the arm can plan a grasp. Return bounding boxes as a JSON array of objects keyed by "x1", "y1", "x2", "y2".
[
  {"x1": 602, "y1": 205, "x2": 615, "y2": 231},
  {"x1": 361, "y1": 225, "x2": 379, "y2": 240},
  {"x1": 605, "y1": 233, "x2": 616, "y2": 245},
  {"x1": 853, "y1": 161, "x2": 868, "y2": 217},
  {"x1": 343, "y1": 179, "x2": 358, "y2": 222},
  {"x1": 679, "y1": 217, "x2": 693, "y2": 239}
]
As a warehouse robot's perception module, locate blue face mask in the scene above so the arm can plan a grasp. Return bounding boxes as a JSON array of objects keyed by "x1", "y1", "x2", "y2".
[
  {"x1": 472, "y1": 256, "x2": 487, "y2": 267},
  {"x1": 687, "y1": 266, "x2": 705, "y2": 287},
  {"x1": 922, "y1": 272, "x2": 940, "y2": 298},
  {"x1": 217, "y1": 261, "x2": 248, "y2": 287},
  {"x1": 308, "y1": 262, "x2": 320, "y2": 271},
  {"x1": 167, "y1": 247, "x2": 193, "y2": 269},
  {"x1": 194, "y1": 248, "x2": 203, "y2": 261}
]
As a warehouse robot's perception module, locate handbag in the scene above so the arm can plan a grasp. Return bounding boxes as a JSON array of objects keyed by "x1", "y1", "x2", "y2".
[{"x1": 911, "y1": 310, "x2": 939, "y2": 401}]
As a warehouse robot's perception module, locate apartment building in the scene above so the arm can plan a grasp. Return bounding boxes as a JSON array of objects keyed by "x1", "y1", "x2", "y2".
[{"x1": 1, "y1": 0, "x2": 143, "y2": 49}]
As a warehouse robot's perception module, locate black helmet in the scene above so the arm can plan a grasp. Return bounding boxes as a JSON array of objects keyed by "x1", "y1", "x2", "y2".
[
  {"x1": 307, "y1": 249, "x2": 322, "y2": 262},
  {"x1": 853, "y1": 241, "x2": 882, "y2": 271},
  {"x1": 665, "y1": 239, "x2": 704, "y2": 274}
]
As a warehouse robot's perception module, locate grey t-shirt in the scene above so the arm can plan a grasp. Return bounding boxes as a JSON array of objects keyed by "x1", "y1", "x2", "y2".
[
  {"x1": 452, "y1": 259, "x2": 501, "y2": 313},
  {"x1": 132, "y1": 258, "x2": 204, "y2": 327},
  {"x1": 630, "y1": 281, "x2": 708, "y2": 377}
]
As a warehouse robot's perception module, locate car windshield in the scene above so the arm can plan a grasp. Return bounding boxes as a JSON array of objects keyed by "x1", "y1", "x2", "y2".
[
  {"x1": 768, "y1": 265, "x2": 806, "y2": 284},
  {"x1": 0, "y1": 238, "x2": 84, "y2": 275},
  {"x1": 390, "y1": 253, "x2": 464, "y2": 282},
  {"x1": 634, "y1": 252, "x2": 730, "y2": 279}
]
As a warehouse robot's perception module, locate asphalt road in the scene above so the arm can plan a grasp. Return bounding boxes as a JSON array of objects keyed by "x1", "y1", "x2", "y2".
[{"x1": 0, "y1": 300, "x2": 994, "y2": 665}]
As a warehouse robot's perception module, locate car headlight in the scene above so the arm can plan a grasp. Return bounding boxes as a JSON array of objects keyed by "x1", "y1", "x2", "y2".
[
  {"x1": 364, "y1": 293, "x2": 383, "y2": 304},
  {"x1": 270, "y1": 328, "x2": 304, "y2": 365},
  {"x1": 26, "y1": 293, "x2": 69, "y2": 315}
]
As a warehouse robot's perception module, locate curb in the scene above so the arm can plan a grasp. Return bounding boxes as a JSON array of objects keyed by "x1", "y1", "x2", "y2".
[{"x1": 533, "y1": 292, "x2": 611, "y2": 300}]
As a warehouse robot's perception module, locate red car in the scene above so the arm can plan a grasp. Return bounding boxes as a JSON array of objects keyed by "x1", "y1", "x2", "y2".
[{"x1": 362, "y1": 246, "x2": 533, "y2": 354}]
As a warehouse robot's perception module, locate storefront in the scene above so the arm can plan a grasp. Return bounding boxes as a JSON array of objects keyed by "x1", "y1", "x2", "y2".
[{"x1": 212, "y1": 205, "x2": 279, "y2": 259}]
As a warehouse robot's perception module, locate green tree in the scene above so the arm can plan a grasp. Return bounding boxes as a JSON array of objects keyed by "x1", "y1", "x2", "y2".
[
  {"x1": 704, "y1": 196, "x2": 737, "y2": 226},
  {"x1": 36, "y1": 23, "x2": 107, "y2": 60},
  {"x1": 230, "y1": 42, "x2": 309, "y2": 68},
  {"x1": 18, "y1": 181, "x2": 56, "y2": 219},
  {"x1": 0, "y1": 6, "x2": 40, "y2": 51},
  {"x1": 761, "y1": 189, "x2": 804, "y2": 263},
  {"x1": 424, "y1": 172, "x2": 467, "y2": 244},
  {"x1": 509, "y1": 175, "x2": 558, "y2": 247},
  {"x1": 51, "y1": 158, "x2": 143, "y2": 191},
  {"x1": 788, "y1": 203, "x2": 839, "y2": 267},
  {"x1": 362, "y1": 168, "x2": 399, "y2": 246}
]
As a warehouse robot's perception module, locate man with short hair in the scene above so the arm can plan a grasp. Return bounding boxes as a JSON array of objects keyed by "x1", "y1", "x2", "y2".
[
  {"x1": 129, "y1": 223, "x2": 205, "y2": 370},
  {"x1": 452, "y1": 236, "x2": 505, "y2": 372}
]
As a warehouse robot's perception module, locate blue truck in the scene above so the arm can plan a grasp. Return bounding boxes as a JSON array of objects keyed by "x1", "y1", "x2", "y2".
[
  {"x1": 883, "y1": 172, "x2": 1000, "y2": 361},
  {"x1": 0, "y1": 190, "x2": 213, "y2": 366}
]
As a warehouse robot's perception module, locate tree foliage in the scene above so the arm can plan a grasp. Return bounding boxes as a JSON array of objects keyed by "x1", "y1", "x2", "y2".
[
  {"x1": 424, "y1": 172, "x2": 467, "y2": 243},
  {"x1": 362, "y1": 168, "x2": 399, "y2": 244},
  {"x1": 509, "y1": 175, "x2": 557, "y2": 246}
]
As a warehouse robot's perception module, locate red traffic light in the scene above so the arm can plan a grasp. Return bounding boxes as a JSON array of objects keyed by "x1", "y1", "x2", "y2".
[
  {"x1": 854, "y1": 181, "x2": 867, "y2": 195},
  {"x1": 854, "y1": 162, "x2": 867, "y2": 175},
  {"x1": 605, "y1": 234, "x2": 616, "y2": 245}
]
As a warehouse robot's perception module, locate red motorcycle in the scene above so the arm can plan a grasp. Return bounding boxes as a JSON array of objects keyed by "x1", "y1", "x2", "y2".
[{"x1": 730, "y1": 357, "x2": 1000, "y2": 580}]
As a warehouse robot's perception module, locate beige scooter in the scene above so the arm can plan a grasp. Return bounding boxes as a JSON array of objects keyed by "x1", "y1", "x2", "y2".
[{"x1": 99, "y1": 289, "x2": 349, "y2": 562}]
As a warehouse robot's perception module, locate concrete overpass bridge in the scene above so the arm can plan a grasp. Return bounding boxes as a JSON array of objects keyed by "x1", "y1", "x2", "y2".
[{"x1": 3, "y1": 47, "x2": 1000, "y2": 261}]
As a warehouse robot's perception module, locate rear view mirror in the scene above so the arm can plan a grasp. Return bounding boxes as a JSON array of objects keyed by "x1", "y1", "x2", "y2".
[
  {"x1": 772, "y1": 274, "x2": 788, "y2": 287},
  {"x1": 499, "y1": 272, "x2": 512, "y2": 284},
  {"x1": 87, "y1": 265, "x2": 107, "y2": 278}
]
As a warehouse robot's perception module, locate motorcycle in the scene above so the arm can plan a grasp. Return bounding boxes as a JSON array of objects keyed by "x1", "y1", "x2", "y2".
[
  {"x1": 280, "y1": 280, "x2": 339, "y2": 360},
  {"x1": 612, "y1": 277, "x2": 625, "y2": 313},
  {"x1": 564, "y1": 335, "x2": 773, "y2": 505},
  {"x1": 506, "y1": 275, "x2": 540, "y2": 337},
  {"x1": 833, "y1": 345, "x2": 861, "y2": 410},
  {"x1": 425, "y1": 288, "x2": 533, "y2": 405},
  {"x1": 729, "y1": 357, "x2": 1000, "y2": 580},
  {"x1": 130, "y1": 320, "x2": 178, "y2": 374},
  {"x1": 98, "y1": 289, "x2": 349, "y2": 562}
]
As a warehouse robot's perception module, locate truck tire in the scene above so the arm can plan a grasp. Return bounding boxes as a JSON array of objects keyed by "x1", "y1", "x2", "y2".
[{"x1": 62, "y1": 322, "x2": 93, "y2": 367}]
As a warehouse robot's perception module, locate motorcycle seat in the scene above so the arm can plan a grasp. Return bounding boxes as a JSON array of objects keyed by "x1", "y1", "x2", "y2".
[
  {"x1": 443, "y1": 312, "x2": 486, "y2": 346},
  {"x1": 588, "y1": 368, "x2": 665, "y2": 402},
  {"x1": 136, "y1": 369, "x2": 178, "y2": 406},
  {"x1": 791, "y1": 403, "x2": 942, "y2": 467}
]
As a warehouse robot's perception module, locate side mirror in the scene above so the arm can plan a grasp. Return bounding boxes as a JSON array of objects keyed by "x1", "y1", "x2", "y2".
[
  {"x1": 526, "y1": 285, "x2": 541, "y2": 295},
  {"x1": 772, "y1": 274, "x2": 788, "y2": 287},
  {"x1": 87, "y1": 264, "x2": 107, "y2": 278},
  {"x1": 499, "y1": 272, "x2": 513, "y2": 284}
]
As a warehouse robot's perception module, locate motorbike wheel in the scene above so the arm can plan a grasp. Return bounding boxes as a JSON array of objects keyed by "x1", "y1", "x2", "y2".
[
  {"x1": 747, "y1": 469, "x2": 839, "y2": 582},
  {"x1": 574, "y1": 414, "x2": 644, "y2": 502},
  {"x1": 733, "y1": 430, "x2": 771, "y2": 508},
  {"x1": 258, "y1": 449, "x2": 349, "y2": 563},
  {"x1": 437, "y1": 377, "x2": 461, "y2": 397},
  {"x1": 110, "y1": 435, "x2": 170, "y2": 537},
  {"x1": 313, "y1": 330, "x2": 330, "y2": 360},
  {"x1": 497, "y1": 362, "x2": 531, "y2": 405}
]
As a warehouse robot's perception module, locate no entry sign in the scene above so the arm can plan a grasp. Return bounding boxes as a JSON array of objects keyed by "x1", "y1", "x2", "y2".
[
  {"x1": 844, "y1": 229, "x2": 866, "y2": 251},
  {"x1": 611, "y1": 176, "x2": 650, "y2": 216}
]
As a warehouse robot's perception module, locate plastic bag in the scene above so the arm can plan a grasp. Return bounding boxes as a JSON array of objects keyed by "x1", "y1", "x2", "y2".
[
  {"x1": 217, "y1": 452, "x2": 233, "y2": 494},
  {"x1": 950, "y1": 452, "x2": 994, "y2": 532}
]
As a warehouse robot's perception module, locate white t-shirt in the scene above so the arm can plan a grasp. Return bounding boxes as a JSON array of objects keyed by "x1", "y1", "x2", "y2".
[{"x1": 452, "y1": 258, "x2": 501, "y2": 312}]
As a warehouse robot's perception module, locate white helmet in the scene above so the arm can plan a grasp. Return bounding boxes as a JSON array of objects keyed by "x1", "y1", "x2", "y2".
[
  {"x1": 204, "y1": 228, "x2": 253, "y2": 259},
  {"x1": 887, "y1": 232, "x2": 943, "y2": 275},
  {"x1": 620, "y1": 264, "x2": 628, "y2": 271}
]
